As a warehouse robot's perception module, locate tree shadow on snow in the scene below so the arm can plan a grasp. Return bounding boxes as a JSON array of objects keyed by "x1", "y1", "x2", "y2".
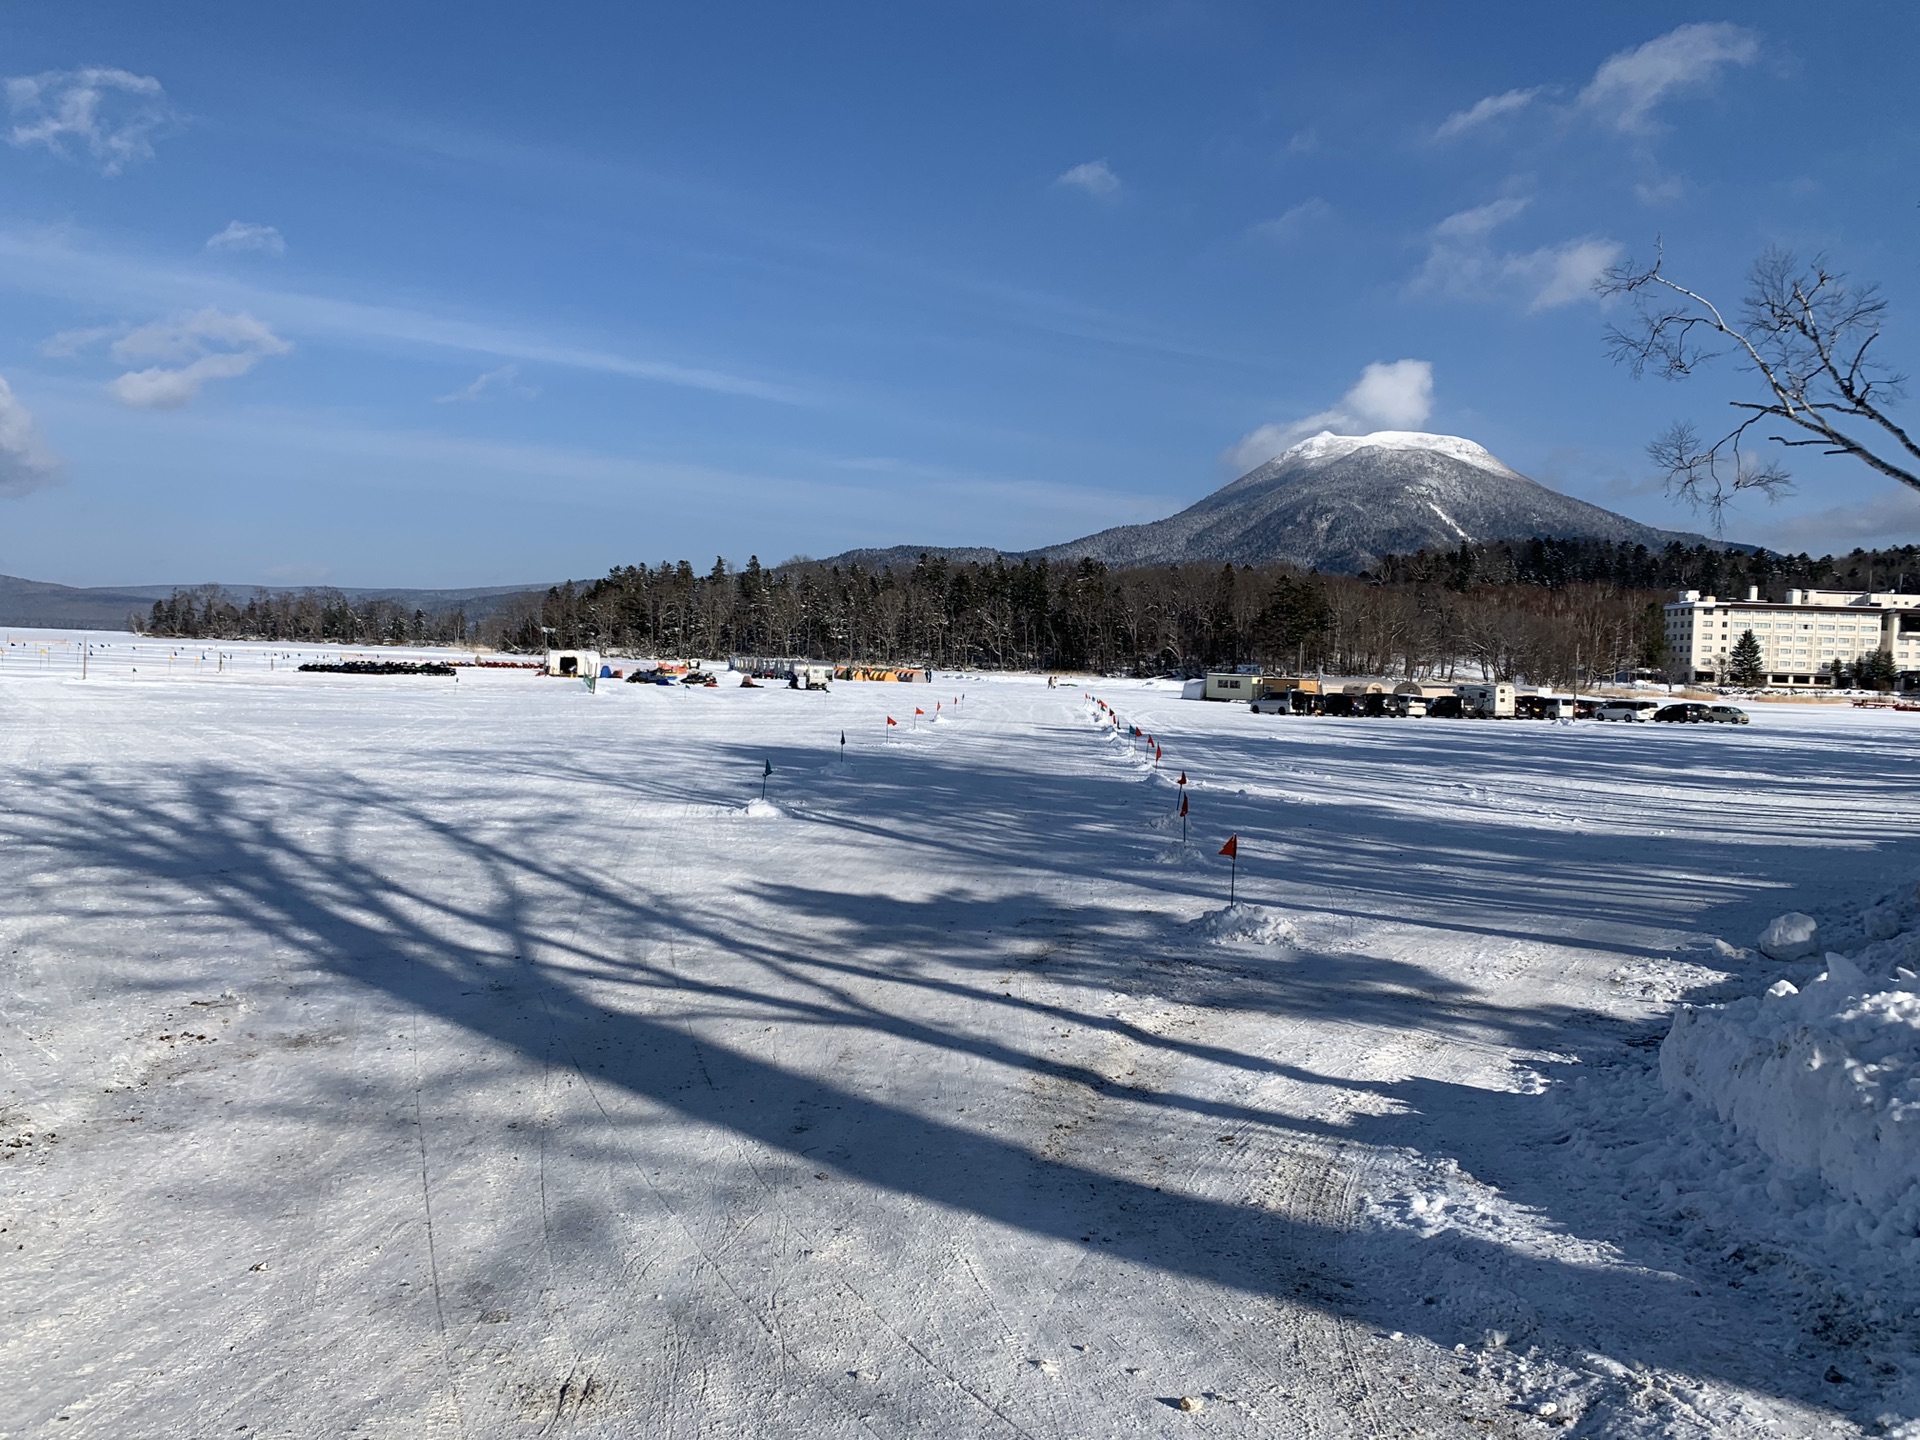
[{"x1": 1, "y1": 745, "x2": 1891, "y2": 1424}]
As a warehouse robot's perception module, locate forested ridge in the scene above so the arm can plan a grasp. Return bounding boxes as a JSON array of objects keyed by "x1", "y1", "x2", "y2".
[{"x1": 137, "y1": 539, "x2": 1920, "y2": 686}]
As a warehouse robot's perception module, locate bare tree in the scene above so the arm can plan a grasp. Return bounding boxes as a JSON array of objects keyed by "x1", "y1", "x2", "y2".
[{"x1": 1598, "y1": 245, "x2": 1920, "y2": 525}]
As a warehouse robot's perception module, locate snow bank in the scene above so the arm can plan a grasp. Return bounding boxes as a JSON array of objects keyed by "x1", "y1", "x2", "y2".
[{"x1": 1663, "y1": 893, "x2": 1920, "y2": 1235}]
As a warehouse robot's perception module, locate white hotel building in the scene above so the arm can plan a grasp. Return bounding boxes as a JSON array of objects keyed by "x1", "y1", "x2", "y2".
[{"x1": 1665, "y1": 587, "x2": 1920, "y2": 687}]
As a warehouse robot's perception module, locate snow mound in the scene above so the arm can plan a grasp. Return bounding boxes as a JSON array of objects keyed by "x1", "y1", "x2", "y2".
[
  {"x1": 741, "y1": 798, "x2": 785, "y2": 818},
  {"x1": 1757, "y1": 911, "x2": 1819, "y2": 960},
  {"x1": 1193, "y1": 904, "x2": 1295, "y2": 946},
  {"x1": 1663, "y1": 884, "x2": 1920, "y2": 1231},
  {"x1": 1280, "y1": 429, "x2": 1515, "y2": 478}
]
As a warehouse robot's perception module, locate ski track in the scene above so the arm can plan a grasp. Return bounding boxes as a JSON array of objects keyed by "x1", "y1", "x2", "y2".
[{"x1": 2, "y1": 663, "x2": 1919, "y2": 1437}]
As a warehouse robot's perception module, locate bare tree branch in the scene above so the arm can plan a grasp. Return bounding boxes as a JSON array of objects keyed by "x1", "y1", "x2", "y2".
[{"x1": 1596, "y1": 244, "x2": 1920, "y2": 526}]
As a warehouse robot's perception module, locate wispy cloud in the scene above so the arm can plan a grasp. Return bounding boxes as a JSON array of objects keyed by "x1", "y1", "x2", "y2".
[
  {"x1": 1413, "y1": 197, "x2": 1620, "y2": 312},
  {"x1": 437, "y1": 363, "x2": 537, "y2": 404},
  {"x1": 0, "y1": 229, "x2": 804, "y2": 404},
  {"x1": 1284, "y1": 128, "x2": 1319, "y2": 156},
  {"x1": 107, "y1": 308, "x2": 292, "y2": 409},
  {"x1": 1428, "y1": 24, "x2": 1760, "y2": 149},
  {"x1": 1745, "y1": 489, "x2": 1920, "y2": 555},
  {"x1": 1431, "y1": 87, "x2": 1542, "y2": 143},
  {"x1": 41, "y1": 324, "x2": 119, "y2": 358},
  {"x1": 1578, "y1": 23, "x2": 1760, "y2": 135},
  {"x1": 0, "y1": 375, "x2": 65, "y2": 497},
  {"x1": 1054, "y1": 159, "x2": 1120, "y2": 199},
  {"x1": 206, "y1": 221, "x2": 286, "y2": 255},
  {"x1": 1433, "y1": 196, "x2": 1532, "y2": 238},
  {"x1": 3, "y1": 67, "x2": 177, "y2": 175},
  {"x1": 1225, "y1": 359, "x2": 1434, "y2": 472},
  {"x1": 1248, "y1": 197, "x2": 1331, "y2": 242}
]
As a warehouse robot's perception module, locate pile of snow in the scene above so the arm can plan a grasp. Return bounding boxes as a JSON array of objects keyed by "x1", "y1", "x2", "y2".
[
  {"x1": 1192, "y1": 904, "x2": 1295, "y2": 946},
  {"x1": 1757, "y1": 911, "x2": 1819, "y2": 960},
  {"x1": 1662, "y1": 889, "x2": 1920, "y2": 1238}
]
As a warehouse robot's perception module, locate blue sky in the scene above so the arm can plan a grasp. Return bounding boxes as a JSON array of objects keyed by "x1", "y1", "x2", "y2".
[{"x1": 2, "y1": 1, "x2": 1917, "y2": 587}]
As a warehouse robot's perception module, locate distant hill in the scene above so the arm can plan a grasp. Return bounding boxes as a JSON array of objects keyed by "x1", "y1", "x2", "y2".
[
  {"x1": 810, "y1": 431, "x2": 1719, "y2": 574},
  {"x1": 0, "y1": 575, "x2": 547, "y2": 632}
]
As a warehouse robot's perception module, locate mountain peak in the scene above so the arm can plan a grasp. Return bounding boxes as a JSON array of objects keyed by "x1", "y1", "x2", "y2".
[
  {"x1": 1275, "y1": 429, "x2": 1515, "y2": 477},
  {"x1": 1029, "y1": 429, "x2": 1710, "y2": 572}
]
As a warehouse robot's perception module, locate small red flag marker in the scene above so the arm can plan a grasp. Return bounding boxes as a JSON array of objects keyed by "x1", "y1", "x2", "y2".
[{"x1": 1219, "y1": 834, "x2": 1240, "y2": 903}]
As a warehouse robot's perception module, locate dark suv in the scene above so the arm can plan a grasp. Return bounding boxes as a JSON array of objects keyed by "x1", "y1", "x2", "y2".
[{"x1": 1652, "y1": 702, "x2": 1712, "y2": 723}]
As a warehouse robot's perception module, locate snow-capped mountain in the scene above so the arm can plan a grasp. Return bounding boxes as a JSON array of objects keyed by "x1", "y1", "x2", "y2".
[{"x1": 1031, "y1": 430, "x2": 1705, "y2": 572}]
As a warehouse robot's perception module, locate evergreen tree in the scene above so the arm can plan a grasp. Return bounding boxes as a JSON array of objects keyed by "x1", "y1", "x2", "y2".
[
  {"x1": 1848, "y1": 648, "x2": 1897, "y2": 691},
  {"x1": 1728, "y1": 629, "x2": 1764, "y2": 686}
]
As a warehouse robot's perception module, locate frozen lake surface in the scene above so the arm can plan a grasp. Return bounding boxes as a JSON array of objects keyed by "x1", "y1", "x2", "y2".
[{"x1": 4, "y1": 656, "x2": 1919, "y2": 1438}]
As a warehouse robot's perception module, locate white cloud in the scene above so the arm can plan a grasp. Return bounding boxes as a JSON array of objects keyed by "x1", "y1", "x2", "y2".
[
  {"x1": 1413, "y1": 198, "x2": 1621, "y2": 312},
  {"x1": 1432, "y1": 87, "x2": 1542, "y2": 142},
  {"x1": 1248, "y1": 197, "x2": 1331, "y2": 242},
  {"x1": 1747, "y1": 490, "x2": 1920, "y2": 554},
  {"x1": 4, "y1": 66, "x2": 176, "y2": 175},
  {"x1": 0, "y1": 229, "x2": 803, "y2": 404},
  {"x1": 1432, "y1": 196, "x2": 1531, "y2": 238},
  {"x1": 106, "y1": 308, "x2": 291, "y2": 409},
  {"x1": 436, "y1": 363, "x2": 537, "y2": 404},
  {"x1": 1285, "y1": 128, "x2": 1319, "y2": 156},
  {"x1": 0, "y1": 375, "x2": 65, "y2": 498},
  {"x1": 1225, "y1": 359, "x2": 1434, "y2": 472},
  {"x1": 41, "y1": 324, "x2": 117, "y2": 358},
  {"x1": 1577, "y1": 23, "x2": 1759, "y2": 135},
  {"x1": 1633, "y1": 172, "x2": 1686, "y2": 206},
  {"x1": 206, "y1": 221, "x2": 286, "y2": 255},
  {"x1": 1526, "y1": 239, "x2": 1624, "y2": 309},
  {"x1": 1054, "y1": 159, "x2": 1120, "y2": 199}
]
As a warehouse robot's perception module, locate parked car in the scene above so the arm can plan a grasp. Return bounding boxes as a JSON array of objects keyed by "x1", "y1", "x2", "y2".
[
  {"x1": 1652, "y1": 702, "x2": 1713, "y2": 723},
  {"x1": 1594, "y1": 699, "x2": 1660, "y2": 722},
  {"x1": 1706, "y1": 704, "x2": 1750, "y2": 724},
  {"x1": 1426, "y1": 695, "x2": 1464, "y2": 719}
]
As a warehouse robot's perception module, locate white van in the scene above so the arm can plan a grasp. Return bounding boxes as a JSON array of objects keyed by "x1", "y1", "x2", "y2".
[{"x1": 1594, "y1": 699, "x2": 1659, "y2": 722}]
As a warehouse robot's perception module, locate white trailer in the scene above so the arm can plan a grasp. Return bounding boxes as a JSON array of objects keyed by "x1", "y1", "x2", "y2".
[
  {"x1": 1203, "y1": 672, "x2": 1262, "y2": 702},
  {"x1": 545, "y1": 648, "x2": 603, "y2": 678},
  {"x1": 1456, "y1": 682, "x2": 1515, "y2": 718}
]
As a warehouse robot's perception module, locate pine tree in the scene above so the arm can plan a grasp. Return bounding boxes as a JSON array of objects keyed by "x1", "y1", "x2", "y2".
[{"x1": 1728, "y1": 629, "x2": 1765, "y2": 686}]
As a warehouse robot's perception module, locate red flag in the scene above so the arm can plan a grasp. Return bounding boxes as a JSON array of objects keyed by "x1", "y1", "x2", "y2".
[
  {"x1": 1219, "y1": 834, "x2": 1238, "y2": 858},
  {"x1": 1154, "y1": 745, "x2": 1162, "y2": 760},
  {"x1": 1177, "y1": 771, "x2": 1187, "y2": 786},
  {"x1": 1179, "y1": 792, "x2": 1188, "y2": 817},
  {"x1": 936, "y1": 701, "x2": 941, "y2": 710},
  {"x1": 886, "y1": 716, "x2": 898, "y2": 726},
  {"x1": 915, "y1": 707, "x2": 925, "y2": 716}
]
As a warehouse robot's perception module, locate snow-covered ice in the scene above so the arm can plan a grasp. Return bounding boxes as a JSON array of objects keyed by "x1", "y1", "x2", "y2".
[{"x1": 5, "y1": 648, "x2": 1920, "y2": 1437}]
